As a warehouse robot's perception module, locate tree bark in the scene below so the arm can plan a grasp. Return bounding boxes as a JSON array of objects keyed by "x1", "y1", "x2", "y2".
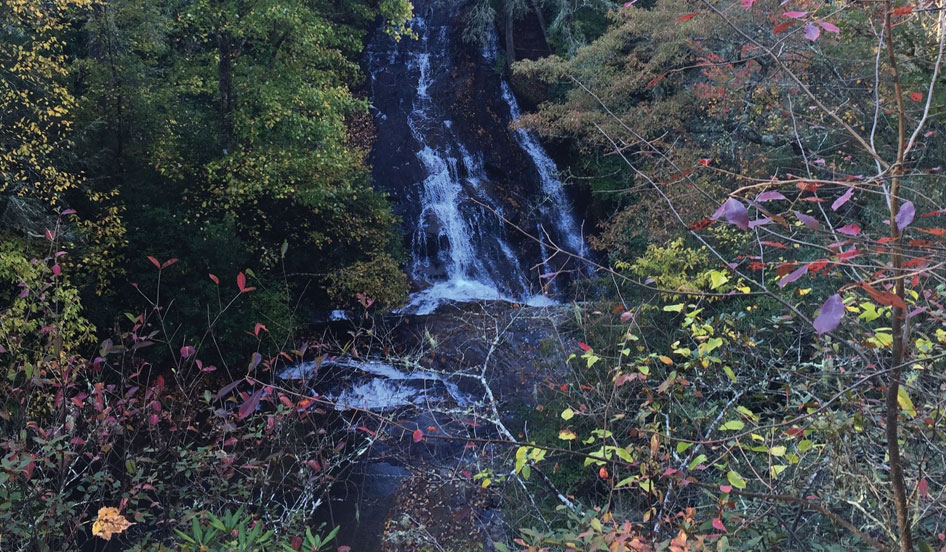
[{"x1": 883, "y1": 3, "x2": 913, "y2": 550}]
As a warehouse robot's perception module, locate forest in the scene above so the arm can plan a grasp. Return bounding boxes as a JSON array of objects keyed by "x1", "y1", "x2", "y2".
[{"x1": 1, "y1": 0, "x2": 945, "y2": 550}]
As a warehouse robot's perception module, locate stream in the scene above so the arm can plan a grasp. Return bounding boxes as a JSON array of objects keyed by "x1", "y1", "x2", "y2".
[{"x1": 293, "y1": 1, "x2": 588, "y2": 549}]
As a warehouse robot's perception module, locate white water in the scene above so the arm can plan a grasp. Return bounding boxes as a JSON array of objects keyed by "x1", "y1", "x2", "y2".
[
  {"x1": 280, "y1": 357, "x2": 470, "y2": 412},
  {"x1": 375, "y1": 11, "x2": 585, "y2": 315}
]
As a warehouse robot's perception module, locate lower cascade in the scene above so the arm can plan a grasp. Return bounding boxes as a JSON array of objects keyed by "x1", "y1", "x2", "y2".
[{"x1": 365, "y1": 0, "x2": 586, "y2": 314}]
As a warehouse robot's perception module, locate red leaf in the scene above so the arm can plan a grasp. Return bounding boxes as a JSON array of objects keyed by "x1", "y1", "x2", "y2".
[
  {"x1": 578, "y1": 342, "x2": 592, "y2": 352},
  {"x1": 807, "y1": 258, "x2": 830, "y2": 273},
  {"x1": 356, "y1": 425, "x2": 377, "y2": 437},
  {"x1": 783, "y1": 10, "x2": 808, "y2": 18},
  {"x1": 254, "y1": 323, "x2": 268, "y2": 336},
  {"x1": 797, "y1": 181, "x2": 820, "y2": 192},
  {"x1": 237, "y1": 272, "x2": 247, "y2": 292},
  {"x1": 909, "y1": 91, "x2": 923, "y2": 102},
  {"x1": 51, "y1": 264, "x2": 61, "y2": 276},
  {"x1": 773, "y1": 21, "x2": 794, "y2": 34},
  {"x1": 599, "y1": 467, "x2": 610, "y2": 479},
  {"x1": 761, "y1": 240, "x2": 788, "y2": 249},
  {"x1": 919, "y1": 477, "x2": 930, "y2": 498},
  {"x1": 813, "y1": 294, "x2": 844, "y2": 334},
  {"x1": 713, "y1": 518, "x2": 727, "y2": 532},
  {"x1": 859, "y1": 283, "x2": 907, "y2": 310},
  {"x1": 916, "y1": 227, "x2": 946, "y2": 237},
  {"x1": 147, "y1": 256, "x2": 161, "y2": 269},
  {"x1": 741, "y1": 0, "x2": 755, "y2": 9},
  {"x1": 818, "y1": 20, "x2": 840, "y2": 33},
  {"x1": 892, "y1": 5, "x2": 913, "y2": 16},
  {"x1": 719, "y1": 485, "x2": 732, "y2": 493},
  {"x1": 44, "y1": 230, "x2": 56, "y2": 241},
  {"x1": 688, "y1": 218, "x2": 715, "y2": 231},
  {"x1": 209, "y1": 273, "x2": 219, "y2": 285},
  {"x1": 180, "y1": 345, "x2": 195, "y2": 358},
  {"x1": 678, "y1": 12, "x2": 698, "y2": 21},
  {"x1": 837, "y1": 223, "x2": 861, "y2": 236},
  {"x1": 413, "y1": 428, "x2": 424, "y2": 443}
]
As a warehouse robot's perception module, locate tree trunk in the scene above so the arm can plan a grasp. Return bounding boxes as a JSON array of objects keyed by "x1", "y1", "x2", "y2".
[{"x1": 217, "y1": 30, "x2": 235, "y2": 155}]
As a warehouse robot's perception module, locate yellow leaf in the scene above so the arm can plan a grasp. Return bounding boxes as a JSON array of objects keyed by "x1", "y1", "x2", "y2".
[
  {"x1": 558, "y1": 429, "x2": 577, "y2": 440},
  {"x1": 561, "y1": 408, "x2": 575, "y2": 421},
  {"x1": 91, "y1": 507, "x2": 133, "y2": 541},
  {"x1": 897, "y1": 387, "x2": 917, "y2": 417},
  {"x1": 658, "y1": 355, "x2": 673, "y2": 365}
]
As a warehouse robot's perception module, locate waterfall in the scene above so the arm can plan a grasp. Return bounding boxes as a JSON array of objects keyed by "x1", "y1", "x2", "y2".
[{"x1": 366, "y1": 0, "x2": 585, "y2": 314}]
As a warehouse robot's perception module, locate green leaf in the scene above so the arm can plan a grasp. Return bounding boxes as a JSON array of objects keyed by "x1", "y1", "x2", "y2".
[
  {"x1": 709, "y1": 270, "x2": 729, "y2": 289},
  {"x1": 769, "y1": 445, "x2": 786, "y2": 456},
  {"x1": 663, "y1": 303, "x2": 685, "y2": 312},
  {"x1": 688, "y1": 454, "x2": 707, "y2": 470},
  {"x1": 727, "y1": 470, "x2": 747, "y2": 489},
  {"x1": 720, "y1": 420, "x2": 744, "y2": 431},
  {"x1": 723, "y1": 365, "x2": 737, "y2": 383},
  {"x1": 676, "y1": 442, "x2": 693, "y2": 454}
]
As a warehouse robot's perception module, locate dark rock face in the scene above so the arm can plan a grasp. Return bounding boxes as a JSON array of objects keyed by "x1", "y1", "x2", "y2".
[{"x1": 364, "y1": 0, "x2": 584, "y2": 313}]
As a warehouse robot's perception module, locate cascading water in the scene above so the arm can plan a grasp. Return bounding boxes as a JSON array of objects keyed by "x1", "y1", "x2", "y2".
[{"x1": 366, "y1": 0, "x2": 585, "y2": 314}]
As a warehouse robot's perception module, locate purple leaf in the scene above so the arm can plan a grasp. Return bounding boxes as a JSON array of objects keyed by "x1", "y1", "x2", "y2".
[
  {"x1": 896, "y1": 200, "x2": 915, "y2": 231},
  {"x1": 742, "y1": 0, "x2": 755, "y2": 9},
  {"x1": 214, "y1": 380, "x2": 243, "y2": 400},
  {"x1": 778, "y1": 264, "x2": 809, "y2": 288},
  {"x1": 804, "y1": 22, "x2": 820, "y2": 41},
  {"x1": 756, "y1": 191, "x2": 787, "y2": 202},
  {"x1": 832, "y1": 187, "x2": 854, "y2": 211},
  {"x1": 713, "y1": 198, "x2": 749, "y2": 231},
  {"x1": 837, "y1": 223, "x2": 862, "y2": 236},
  {"x1": 180, "y1": 345, "x2": 195, "y2": 358},
  {"x1": 813, "y1": 294, "x2": 844, "y2": 334},
  {"x1": 238, "y1": 389, "x2": 264, "y2": 420},
  {"x1": 749, "y1": 217, "x2": 772, "y2": 228},
  {"x1": 794, "y1": 211, "x2": 820, "y2": 230},
  {"x1": 249, "y1": 352, "x2": 263, "y2": 371},
  {"x1": 783, "y1": 10, "x2": 808, "y2": 18},
  {"x1": 818, "y1": 20, "x2": 840, "y2": 33}
]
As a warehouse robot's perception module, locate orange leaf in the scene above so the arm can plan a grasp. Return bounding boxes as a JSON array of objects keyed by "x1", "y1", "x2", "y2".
[
  {"x1": 891, "y1": 5, "x2": 913, "y2": 16},
  {"x1": 678, "y1": 12, "x2": 698, "y2": 21},
  {"x1": 773, "y1": 21, "x2": 793, "y2": 34}
]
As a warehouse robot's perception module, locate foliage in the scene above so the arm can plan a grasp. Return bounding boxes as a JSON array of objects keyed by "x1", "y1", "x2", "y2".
[
  {"x1": 0, "y1": 238, "x2": 353, "y2": 550},
  {"x1": 498, "y1": 0, "x2": 946, "y2": 550}
]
